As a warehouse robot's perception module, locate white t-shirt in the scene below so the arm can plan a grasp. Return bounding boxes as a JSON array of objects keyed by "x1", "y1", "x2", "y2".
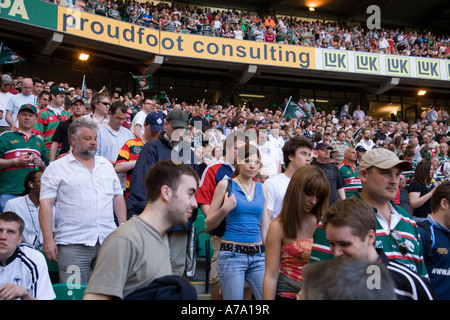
[
  {"x1": 0, "y1": 244, "x2": 55, "y2": 300},
  {"x1": 304, "y1": 101, "x2": 315, "y2": 113},
  {"x1": 257, "y1": 141, "x2": 280, "y2": 178},
  {"x1": 264, "y1": 173, "x2": 291, "y2": 220},
  {"x1": 356, "y1": 138, "x2": 375, "y2": 151},
  {"x1": 6, "y1": 93, "x2": 35, "y2": 125},
  {"x1": 269, "y1": 134, "x2": 285, "y2": 165},
  {"x1": 0, "y1": 91, "x2": 12, "y2": 127},
  {"x1": 130, "y1": 110, "x2": 148, "y2": 138}
]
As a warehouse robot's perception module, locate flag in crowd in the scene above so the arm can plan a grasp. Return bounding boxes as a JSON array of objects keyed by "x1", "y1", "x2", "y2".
[
  {"x1": 81, "y1": 75, "x2": 87, "y2": 99},
  {"x1": 0, "y1": 42, "x2": 25, "y2": 65},
  {"x1": 282, "y1": 96, "x2": 310, "y2": 121},
  {"x1": 130, "y1": 72, "x2": 154, "y2": 91}
]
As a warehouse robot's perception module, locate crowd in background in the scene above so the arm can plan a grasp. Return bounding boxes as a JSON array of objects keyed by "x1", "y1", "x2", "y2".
[
  {"x1": 41, "y1": 0, "x2": 450, "y2": 60},
  {"x1": 1, "y1": 69, "x2": 450, "y2": 300}
]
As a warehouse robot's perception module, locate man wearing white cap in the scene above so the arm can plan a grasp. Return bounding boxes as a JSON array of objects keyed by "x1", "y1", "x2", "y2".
[{"x1": 310, "y1": 147, "x2": 428, "y2": 278}]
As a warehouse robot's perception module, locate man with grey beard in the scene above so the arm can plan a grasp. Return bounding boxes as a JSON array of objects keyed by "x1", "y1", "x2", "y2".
[{"x1": 39, "y1": 117, "x2": 127, "y2": 284}]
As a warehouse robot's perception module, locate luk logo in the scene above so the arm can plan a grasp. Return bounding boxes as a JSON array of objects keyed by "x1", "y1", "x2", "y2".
[
  {"x1": 323, "y1": 51, "x2": 348, "y2": 71},
  {"x1": 417, "y1": 59, "x2": 440, "y2": 79},
  {"x1": 355, "y1": 53, "x2": 379, "y2": 74},
  {"x1": 386, "y1": 56, "x2": 410, "y2": 76}
]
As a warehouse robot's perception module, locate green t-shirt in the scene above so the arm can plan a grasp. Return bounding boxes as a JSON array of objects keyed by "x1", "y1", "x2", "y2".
[{"x1": 0, "y1": 131, "x2": 49, "y2": 195}]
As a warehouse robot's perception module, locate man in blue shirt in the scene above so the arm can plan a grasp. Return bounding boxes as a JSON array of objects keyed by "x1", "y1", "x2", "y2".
[
  {"x1": 127, "y1": 109, "x2": 197, "y2": 277},
  {"x1": 418, "y1": 181, "x2": 450, "y2": 300}
]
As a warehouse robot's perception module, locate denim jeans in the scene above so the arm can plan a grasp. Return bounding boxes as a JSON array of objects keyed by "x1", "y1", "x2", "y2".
[{"x1": 218, "y1": 249, "x2": 265, "y2": 300}]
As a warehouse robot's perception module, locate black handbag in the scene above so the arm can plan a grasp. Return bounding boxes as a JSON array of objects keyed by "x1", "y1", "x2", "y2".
[{"x1": 209, "y1": 179, "x2": 232, "y2": 237}]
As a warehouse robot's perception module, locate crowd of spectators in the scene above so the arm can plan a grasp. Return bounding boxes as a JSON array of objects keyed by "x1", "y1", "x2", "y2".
[
  {"x1": 1, "y1": 72, "x2": 450, "y2": 181},
  {"x1": 1, "y1": 62, "x2": 449, "y2": 301},
  {"x1": 42, "y1": 0, "x2": 450, "y2": 60}
]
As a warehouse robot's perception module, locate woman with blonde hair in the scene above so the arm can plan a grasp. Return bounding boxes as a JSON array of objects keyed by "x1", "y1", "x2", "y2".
[{"x1": 263, "y1": 165, "x2": 330, "y2": 300}]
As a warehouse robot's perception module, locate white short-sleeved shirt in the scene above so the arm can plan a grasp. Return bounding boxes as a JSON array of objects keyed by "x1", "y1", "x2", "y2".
[
  {"x1": 264, "y1": 173, "x2": 291, "y2": 220},
  {"x1": 0, "y1": 91, "x2": 12, "y2": 127},
  {"x1": 257, "y1": 141, "x2": 281, "y2": 178},
  {"x1": 96, "y1": 123, "x2": 133, "y2": 189},
  {"x1": 356, "y1": 138, "x2": 375, "y2": 151},
  {"x1": 130, "y1": 110, "x2": 148, "y2": 138},
  {"x1": 40, "y1": 152, "x2": 123, "y2": 246},
  {"x1": 0, "y1": 244, "x2": 55, "y2": 300},
  {"x1": 6, "y1": 93, "x2": 35, "y2": 125}
]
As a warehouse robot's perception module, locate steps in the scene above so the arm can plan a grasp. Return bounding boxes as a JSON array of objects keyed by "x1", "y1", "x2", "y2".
[{"x1": 188, "y1": 257, "x2": 211, "y2": 300}]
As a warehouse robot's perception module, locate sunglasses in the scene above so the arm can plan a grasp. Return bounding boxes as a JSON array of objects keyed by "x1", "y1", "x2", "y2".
[
  {"x1": 390, "y1": 229, "x2": 409, "y2": 256},
  {"x1": 101, "y1": 102, "x2": 111, "y2": 106}
]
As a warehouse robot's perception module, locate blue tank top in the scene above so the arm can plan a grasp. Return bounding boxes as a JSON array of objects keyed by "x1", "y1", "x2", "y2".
[{"x1": 222, "y1": 180, "x2": 265, "y2": 243}]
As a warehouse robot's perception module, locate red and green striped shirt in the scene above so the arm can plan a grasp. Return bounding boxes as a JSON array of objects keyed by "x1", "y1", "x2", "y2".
[
  {"x1": 337, "y1": 160, "x2": 362, "y2": 198},
  {"x1": 0, "y1": 130, "x2": 49, "y2": 195},
  {"x1": 32, "y1": 108, "x2": 71, "y2": 157}
]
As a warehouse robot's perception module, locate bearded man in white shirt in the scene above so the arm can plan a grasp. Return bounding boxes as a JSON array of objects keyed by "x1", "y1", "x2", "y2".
[{"x1": 39, "y1": 117, "x2": 127, "y2": 284}]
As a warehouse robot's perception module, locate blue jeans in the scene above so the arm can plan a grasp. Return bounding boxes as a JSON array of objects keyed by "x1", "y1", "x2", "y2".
[
  {"x1": 218, "y1": 249, "x2": 265, "y2": 300},
  {"x1": 0, "y1": 194, "x2": 20, "y2": 212}
]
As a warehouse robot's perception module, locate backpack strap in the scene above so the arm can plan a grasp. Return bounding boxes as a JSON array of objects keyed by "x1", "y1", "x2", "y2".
[
  {"x1": 226, "y1": 178, "x2": 232, "y2": 195},
  {"x1": 417, "y1": 221, "x2": 435, "y2": 258}
]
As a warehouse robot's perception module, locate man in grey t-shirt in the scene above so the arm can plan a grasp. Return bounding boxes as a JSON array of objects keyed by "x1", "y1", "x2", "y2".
[{"x1": 84, "y1": 160, "x2": 199, "y2": 300}]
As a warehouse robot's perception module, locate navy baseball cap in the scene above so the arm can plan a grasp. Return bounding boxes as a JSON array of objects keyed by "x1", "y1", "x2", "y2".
[
  {"x1": 145, "y1": 112, "x2": 164, "y2": 131},
  {"x1": 314, "y1": 142, "x2": 333, "y2": 150}
]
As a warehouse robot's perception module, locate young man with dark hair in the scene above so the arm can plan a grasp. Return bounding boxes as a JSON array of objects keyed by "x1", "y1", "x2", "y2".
[
  {"x1": 417, "y1": 181, "x2": 450, "y2": 300},
  {"x1": 33, "y1": 86, "x2": 72, "y2": 157},
  {"x1": 49, "y1": 98, "x2": 86, "y2": 161},
  {"x1": 84, "y1": 160, "x2": 199, "y2": 300},
  {"x1": 321, "y1": 198, "x2": 435, "y2": 300},
  {"x1": 96, "y1": 101, "x2": 133, "y2": 190},
  {"x1": 264, "y1": 136, "x2": 314, "y2": 221},
  {"x1": 311, "y1": 142, "x2": 346, "y2": 206},
  {"x1": 127, "y1": 109, "x2": 197, "y2": 277}
]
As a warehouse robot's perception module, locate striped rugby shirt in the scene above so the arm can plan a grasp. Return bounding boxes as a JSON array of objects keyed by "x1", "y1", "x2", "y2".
[
  {"x1": 0, "y1": 130, "x2": 49, "y2": 195},
  {"x1": 330, "y1": 139, "x2": 350, "y2": 163},
  {"x1": 33, "y1": 107, "x2": 71, "y2": 157},
  {"x1": 0, "y1": 244, "x2": 55, "y2": 300},
  {"x1": 310, "y1": 191, "x2": 428, "y2": 278},
  {"x1": 116, "y1": 137, "x2": 144, "y2": 192},
  {"x1": 337, "y1": 160, "x2": 361, "y2": 198}
]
